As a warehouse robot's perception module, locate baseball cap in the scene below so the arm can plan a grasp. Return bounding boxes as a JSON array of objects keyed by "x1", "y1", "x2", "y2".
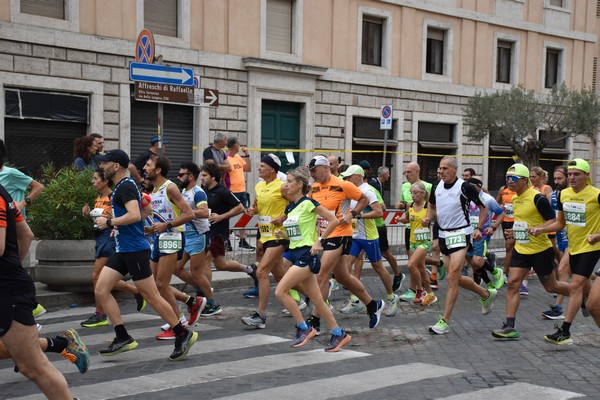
[
  {"x1": 151, "y1": 136, "x2": 171, "y2": 145},
  {"x1": 506, "y1": 163, "x2": 531, "y2": 186},
  {"x1": 568, "y1": 158, "x2": 592, "y2": 184},
  {"x1": 358, "y1": 160, "x2": 371, "y2": 170},
  {"x1": 340, "y1": 164, "x2": 365, "y2": 178},
  {"x1": 95, "y1": 149, "x2": 130, "y2": 169},
  {"x1": 468, "y1": 177, "x2": 483, "y2": 188},
  {"x1": 308, "y1": 155, "x2": 330, "y2": 170}
]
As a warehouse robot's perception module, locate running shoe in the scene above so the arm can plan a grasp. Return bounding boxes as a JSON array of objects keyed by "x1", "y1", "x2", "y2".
[
  {"x1": 247, "y1": 263, "x2": 258, "y2": 287},
  {"x1": 392, "y1": 273, "x2": 405, "y2": 293},
  {"x1": 135, "y1": 293, "x2": 147, "y2": 312},
  {"x1": 36, "y1": 323, "x2": 42, "y2": 332},
  {"x1": 519, "y1": 284, "x2": 528, "y2": 296},
  {"x1": 58, "y1": 329, "x2": 90, "y2": 374},
  {"x1": 413, "y1": 290, "x2": 426, "y2": 305},
  {"x1": 385, "y1": 294, "x2": 400, "y2": 317},
  {"x1": 368, "y1": 300, "x2": 385, "y2": 329},
  {"x1": 290, "y1": 289, "x2": 302, "y2": 303},
  {"x1": 438, "y1": 261, "x2": 446, "y2": 280},
  {"x1": 225, "y1": 240, "x2": 234, "y2": 252},
  {"x1": 156, "y1": 328, "x2": 177, "y2": 340},
  {"x1": 329, "y1": 278, "x2": 340, "y2": 292},
  {"x1": 306, "y1": 315, "x2": 321, "y2": 336},
  {"x1": 428, "y1": 315, "x2": 449, "y2": 335},
  {"x1": 503, "y1": 273, "x2": 508, "y2": 284},
  {"x1": 200, "y1": 303, "x2": 222, "y2": 317},
  {"x1": 187, "y1": 296, "x2": 207, "y2": 326},
  {"x1": 544, "y1": 325, "x2": 573, "y2": 345},
  {"x1": 480, "y1": 288, "x2": 497, "y2": 315},
  {"x1": 324, "y1": 331, "x2": 352, "y2": 352},
  {"x1": 491, "y1": 323, "x2": 520, "y2": 339},
  {"x1": 492, "y1": 267, "x2": 504, "y2": 290},
  {"x1": 581, "y1": 297, "x2": 590, "y2": 317},
  {"x1": 487, "y1": 252, "x2": 497, "y2": 269},
  {"x1": 399, "y1": 289, "x2": 416, "y2": 302},
  {"x1": 430, "y1": 279, "x2": 439, "y2": 291},
  {"x1": 161, "y1": 314, "x2": 187, "y2": 331},
  {"x1": 421, "y1": 292, "x2": 438, "y2": 306},
  {"x1": 99, "y1": 336, "x2": 138, "y2": 356},
  {"x1": 542, "y1": 305, "x2": 565, "y2": 320},
  {"x1": 340, "y1": 299, "x2": 364, "y2": 314},
  {"x1": 239, "y1": 239, "x2": 256, "y2": 251},
  {"x1": 80, "y1": 313, "x2": 108, "y2": 328},
  {"x1": 32, "y1": 303, "x2": 46, "y2": 318},
  {"x1": 460, "y1": 265, "x2": 469, "y2": 276},
  {"x1": 169, "y1": 330, "x2": 198, "y2": 361},
  {"x1": 290, "y1": 326, "x2": 316, "y2": 348},
  {"x1": 282, "y1": 300, "x2": 307, "y2": 315},
  {"x1": 243, "y1": 287, "x2": 259, "y2": 298},
  {"x1": 241, "y1": 311, "x2": 266, "y2": 329}
]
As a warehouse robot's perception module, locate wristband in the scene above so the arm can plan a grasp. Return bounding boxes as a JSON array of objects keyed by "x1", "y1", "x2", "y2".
[
  {"x1": 106, "y1": 219, "x2": 112, "y2": 227},
  {"x1": 350, "y1": 210, "x2": 358, "y2": 218},
  {"x1": 241, "y1": 155, "x2": 249, "y2": 158},
  {"x1": 357, "y1": 213, "x2": 362, "y2": 219},
  {"x1": 476, "y1": 227, "x2": 483, "y2": 232}
]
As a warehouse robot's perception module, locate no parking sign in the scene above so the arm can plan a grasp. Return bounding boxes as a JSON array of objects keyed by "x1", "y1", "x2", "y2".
[{"x1": 380, "y1": 105, "x2": 392, "y2": 130}]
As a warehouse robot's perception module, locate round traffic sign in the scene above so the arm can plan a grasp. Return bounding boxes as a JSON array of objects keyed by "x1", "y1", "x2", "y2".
[
  {"x1": 382, "y1": 105, "x2": 392, "y2": 118},
  {"x1": 136, "y1": 28, "x2": 155, "y2": 64}
]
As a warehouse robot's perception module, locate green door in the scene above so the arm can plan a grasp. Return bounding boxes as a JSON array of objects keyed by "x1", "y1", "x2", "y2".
[{"x1": 261, "y1": 100, "x2": 301, "y2": 173}]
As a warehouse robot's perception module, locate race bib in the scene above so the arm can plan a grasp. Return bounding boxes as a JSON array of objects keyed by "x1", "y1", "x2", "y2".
[
  {"x1": 258, "y1": 215, "x2": 273, "y2": 237},
  {"x1": 504, "y1": 203, "x2": 514, "y2": 218},
  {"x1": 563, "y1": 202, "x2": 586, "y2": 227},
  {"x1": 158, "y1": 232, "x2": 182, "y2": 253},
  {"x1": 445, "y1": 229, "x2": 467, "y2": 249},
  {"x1": 513, "y1": 221, "x2": 529, "y2": 244},
  {"x1": 414, "y1": 228, "x2": 431, "y2": 242},
  {"x1": 351, "y1": 218, "x2": 358, "y2": 234},
  {"x1": 283, "y1": 216, "x2": 302, "y2": 241},
  {"x1": 469, "y1": 216, "x2": 479, "y2": 230},
  {"x1": 317, "y1": 209, "x2": 335, "y2": 232}
]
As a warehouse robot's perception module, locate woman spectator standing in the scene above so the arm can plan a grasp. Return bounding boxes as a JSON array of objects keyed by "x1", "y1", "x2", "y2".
[{"x1": 73, "y1": 136, "x2": 98, "y2": 171}]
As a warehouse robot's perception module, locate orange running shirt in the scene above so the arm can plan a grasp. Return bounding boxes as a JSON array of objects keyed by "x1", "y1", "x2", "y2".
[{"x1": 309, "y1": 174, "x2": 364, "y2": 237}]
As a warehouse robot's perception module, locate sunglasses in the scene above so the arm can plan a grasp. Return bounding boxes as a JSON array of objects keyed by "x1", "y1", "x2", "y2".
[
  {"x1": 505, "y1": 175, "x2": 523, "y2": 183},
  {"x1": 177, "y1": 172, "x2": 190, "y2": 177}
]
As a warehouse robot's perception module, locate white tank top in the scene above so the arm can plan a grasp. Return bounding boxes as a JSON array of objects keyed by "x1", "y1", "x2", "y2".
[
  {"x1": 434, "y1": 178, "x2": 472, "y2": 238},
  {"x1": 150, "y1": 180, "x2": 181, "y2": 231}
]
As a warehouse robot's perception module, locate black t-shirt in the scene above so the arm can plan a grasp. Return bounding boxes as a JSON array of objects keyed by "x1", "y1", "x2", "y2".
[
  {"x1": 204, "y1": 183, "x2": 241, "y2": 238},
  {"x1": 132, "y1": 149, "x2": 156, "y2": 176},
  {"x1": 0, "y1": 184, "x2": 34, "y2": 298},
  {"x1": 202, "y1": 146, "x2": 226, "y2": 165}
]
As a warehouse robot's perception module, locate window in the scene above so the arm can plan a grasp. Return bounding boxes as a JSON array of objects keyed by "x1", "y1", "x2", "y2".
[
  {"x1": 417, "y1": 122, "x2": 456, "y2": 183},
  {"x1": 266, "y1": 0, "x2": 293, "y2": 53},
  {"x1": 144, "y1": 0, "x2": 178, "y2": 37},
  {"x1": 426, "y1": 28, "x2": 445, "y2": 75},
  {"x1": 20, "y1": 0, "x2": 65, "y2": 19},
  {"x1": 418, "y1": 122, "x2": 453, "y2": 142},
  {"x1": 361, "y1": 16, "x2": 383, "y2": 66},
  {"x1": 496, "y1": 41, "x2": 513, "y2": 84},
  {"x1": 545, "y1": 48, "x2": 561, "y2": 88},
  {"x1": 549, "y1": 0, "x2": 563, "y2": 6}
]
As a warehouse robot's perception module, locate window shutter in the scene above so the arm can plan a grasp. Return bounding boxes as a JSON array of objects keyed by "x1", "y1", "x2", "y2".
[
  {"x1": 266, "y1": 0, "x2": 293, "y2": 53},
  {"x1": 144, "y1": 0, "x2": 178, "y2": 38},
  {"x1": 21, "y1": 0, "x2": 65, "y2": 20}
]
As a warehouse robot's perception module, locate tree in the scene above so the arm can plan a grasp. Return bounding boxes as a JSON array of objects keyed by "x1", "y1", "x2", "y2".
[{"x1": 463, "y1": 85, "x2": 600, "y2": 168}]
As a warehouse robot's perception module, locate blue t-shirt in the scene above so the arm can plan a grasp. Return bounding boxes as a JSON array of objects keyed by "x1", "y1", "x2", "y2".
[{"x1": 112, "y1": 178, "x2": 150, "y2": 253}]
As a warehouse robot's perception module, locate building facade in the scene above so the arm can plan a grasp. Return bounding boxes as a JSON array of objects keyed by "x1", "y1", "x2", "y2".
[{"x1": 0, "y1": 0, "x2": 597, "y2": 202}]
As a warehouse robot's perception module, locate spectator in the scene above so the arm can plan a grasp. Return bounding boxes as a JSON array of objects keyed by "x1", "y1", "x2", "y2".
[
  {"x1": 328, "y1": 156, "x2": 341, "y2": 177},
  {"x1": 462, "y1": 168, "x2": 476, "y2": 181},
  {"x1": 90, "y1": 133, "x2": 104, "y2": 154},
  {"x1": 359, "y1": 160, "x2": 372, "y2": 179},
  {"x1": 73, "y1": 136, "x2": 98, "y2": 171},
  {"x1": 203, "y1": 132, "x2": 232, "y2": 187},
  {"x1": 226, "y1": 137, "x2": 255, "y2": 251},
  {"x1": 129, "y1": 136, "x2": 170, "y2": 184},
  {"x1": 369, "y1": 166, "x2": 389, "y2": 197}
]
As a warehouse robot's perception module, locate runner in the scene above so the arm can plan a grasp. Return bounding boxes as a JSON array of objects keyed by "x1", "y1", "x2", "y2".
[
  {"x1": 530, "y1": 159, "x2": 600, "y2": 345},
  {"x1": 242, "y1": 154, "x2": 289, "y2": 329},
  {"x1": 94, "y1": 149, "x2": 198, "y2": 361},
  {"x1": 492, "y1": 164, "x2": 570, "y2": 340},
  {"x1": 305, "y1": 156, "x2": 384, "y2": 332},
  {"x1": 80, "y1": 168, "x2": 145, "y2": 328},
  {"x1": 274, "y1": 167, "x2": 352, "y2": 351},
  {"x1": 423, "y1": 157, "x2": 497, "y2": 335},
  {"x1": 496, "y1": 181, "x2": 516, "y2": 283}
]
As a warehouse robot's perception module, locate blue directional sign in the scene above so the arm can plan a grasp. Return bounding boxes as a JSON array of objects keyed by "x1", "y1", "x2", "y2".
[{"x1": 129, "y1": 62, "x2": 194, "y2": 86}]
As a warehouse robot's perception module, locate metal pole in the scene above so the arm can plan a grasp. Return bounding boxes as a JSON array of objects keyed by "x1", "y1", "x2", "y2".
[
  {"x1": 382, "y1": 129, "x2": 388, "y2": 168},
  {"x1": 158, "y1": 103, "x2": 164, "y2": 156}
]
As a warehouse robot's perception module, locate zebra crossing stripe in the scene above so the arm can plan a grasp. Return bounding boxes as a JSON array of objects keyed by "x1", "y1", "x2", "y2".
[
  {"x1": 0, "y1": 333, "x2": 287, "y2": 386},
  {"x1": 35, "y1": 306, "x2": 99, "y2": 321},
  {"x1": 37, "y1": 312, "x2": 163, "y2": 334},
  {"x1": 11, "y1": 348, "x2": 370, "y2": 400},
  {"x1": 436, "y1": 382, "x2": 585, "y2": 400},
  {"x1": 214, "y1": 362, "x2": 464, "y2": 399}
]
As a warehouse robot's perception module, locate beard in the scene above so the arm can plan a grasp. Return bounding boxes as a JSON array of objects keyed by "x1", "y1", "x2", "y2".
[{"x1": 178, "y1": 178, "x2": 190, "y2": 189}]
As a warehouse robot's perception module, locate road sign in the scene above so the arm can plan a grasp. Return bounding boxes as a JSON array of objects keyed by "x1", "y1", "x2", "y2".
[
  {"x1": 129, "y1": 62, "x2": 194, "y2": 86},
  {"x1": 134, "y1": 82, "x2": 199, "y2": 106},
  {"x1": 135, "y1": 29, "x2": 155, "y2": 63},
  {"x1": 380, "y1": 105, "x2": 392, "y2": 130},
  {"x1": 203, "y1": 89, "x2": 219, "y2": 106}
]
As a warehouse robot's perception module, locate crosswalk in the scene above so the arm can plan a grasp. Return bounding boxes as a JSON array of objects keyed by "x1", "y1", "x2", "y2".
[{"x1": 0, "y1": 306, "x2": 587, "y2": 400}]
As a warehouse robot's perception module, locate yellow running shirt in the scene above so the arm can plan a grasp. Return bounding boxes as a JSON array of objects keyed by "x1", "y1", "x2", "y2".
[
  {"x1": 559, "y1": 185, "x2": 600, "y2": 255},
  {"x1": 255, "y1": 178, "x2": 287, "y2": 243},
  {"x1": 513, "y1": 187, "x2": 552, "y2": 254}
]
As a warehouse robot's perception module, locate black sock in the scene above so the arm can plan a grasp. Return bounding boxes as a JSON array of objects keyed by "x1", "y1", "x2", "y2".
[
  {"x1": 483, "y1": 259, "x2": 494, "y2": 273},
  {"x1": 478, "y1": 270, "x2": 491, "y2": 284},
  {"x1": 45, "y1": 337, "x2": 68, "y2": 353},
  {"x1": 309, "y1": 315, "x2": 320, "y2": 323},
  {"x1": 114, "y1": 324, "x2": 129, "y2": 340},
  {"x1": 506, "y1": 317, "x2": 516, "y2": 328},
  {"x1": 366, "y1": 300, "x2": 377, "y2": 314},
  {"x1": 561, "y1": 321, "x2": 571, "y2": 334},
  {"x1": 185, "y1": 296, "x2": 196, "y2": 307},
  {"x1": 173, "y1": 322, "x2": 187, "y2": 337}
]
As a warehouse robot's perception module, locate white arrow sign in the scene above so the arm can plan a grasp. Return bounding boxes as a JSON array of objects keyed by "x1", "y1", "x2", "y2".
[
  {"x1": 129, "y1": 62, "x2": 194, "y2": 86},
  {"x1": 203, "y1": 89, "x2": 219, "y2": 106}
]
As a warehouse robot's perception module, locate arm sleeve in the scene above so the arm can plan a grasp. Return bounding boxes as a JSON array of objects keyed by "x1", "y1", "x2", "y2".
[
  {"x1": 462, "y1": 183, "x2": 483, "y2": 206},
  {"x1": 533, "y1": 193, "x2": 555, "y2": 220}
]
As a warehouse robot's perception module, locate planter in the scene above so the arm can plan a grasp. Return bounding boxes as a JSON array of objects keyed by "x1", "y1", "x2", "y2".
[{"x1": 35, "y1": 239, "x2": 95, "y2": 293}]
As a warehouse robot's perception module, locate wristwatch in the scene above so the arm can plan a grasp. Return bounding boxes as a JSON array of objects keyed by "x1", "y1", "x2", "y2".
[
  {"x1": 350, "y1": 210, "x2": 358, "y2": 218},
  {"x1": 357, "y1": 213, "x2": 362, "y2": 219},
  {"x1": 106, "y1": 219, "x2": 112, "y2": 227},
  {"x1": 25, "y1": 197, "x2": 31, "y2": 205},
  {"x1": 167, "y1": 222, "x2": 173, "y2": 230}
]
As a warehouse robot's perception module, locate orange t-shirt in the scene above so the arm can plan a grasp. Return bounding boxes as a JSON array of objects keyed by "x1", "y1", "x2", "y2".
[
  {"x1": 94, "y1": 194, "x2": 112, "y2": 217},
  {"x1": 227, "y1": 154, "x2": 246, "y2": 193},
  {"x1": 0, "y1": 199, "x2": 23, "y2": 228},
  {"x1": 309, "y1": 174, "x2": 364, "y2": 237}
]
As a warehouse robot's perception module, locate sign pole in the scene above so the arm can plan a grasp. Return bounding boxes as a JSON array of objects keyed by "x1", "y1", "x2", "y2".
[
  {"x1": 158, "y1": 105, "x2": 163, "y2": 156},
  {"x1": 382, "y1": 129, "x2": 388, "y2": 168},
  {"x1": 380, "y1": 105, "x2": 393, "y2": 169}
]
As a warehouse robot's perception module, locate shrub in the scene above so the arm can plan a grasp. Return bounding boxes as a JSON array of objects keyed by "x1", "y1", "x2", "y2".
[{"x1": 27, "y1": 165, "x2": 97, "y2": 240}]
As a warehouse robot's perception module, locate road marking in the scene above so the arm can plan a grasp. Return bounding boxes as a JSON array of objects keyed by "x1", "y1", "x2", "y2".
[
  {"x1": 36, "y1": 312, "x2": 164, "y2": 334},
  {"x1": 12, "y1": 349, "x2": 370, "y2": 400},
  {"x1": 215, "y1": 362, "x2": 463, "y2": 399},
  {"x1": 36, "y1": 306, "x2": 98, "y2": 321},
  {"x1": 436, "y1": 382, "x2": 585, "y2": 400}
]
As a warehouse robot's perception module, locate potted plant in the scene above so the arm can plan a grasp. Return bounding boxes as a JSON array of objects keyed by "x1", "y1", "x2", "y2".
[{"x1": 27, "y1": 165, "x2": 98, "y2": 292}]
